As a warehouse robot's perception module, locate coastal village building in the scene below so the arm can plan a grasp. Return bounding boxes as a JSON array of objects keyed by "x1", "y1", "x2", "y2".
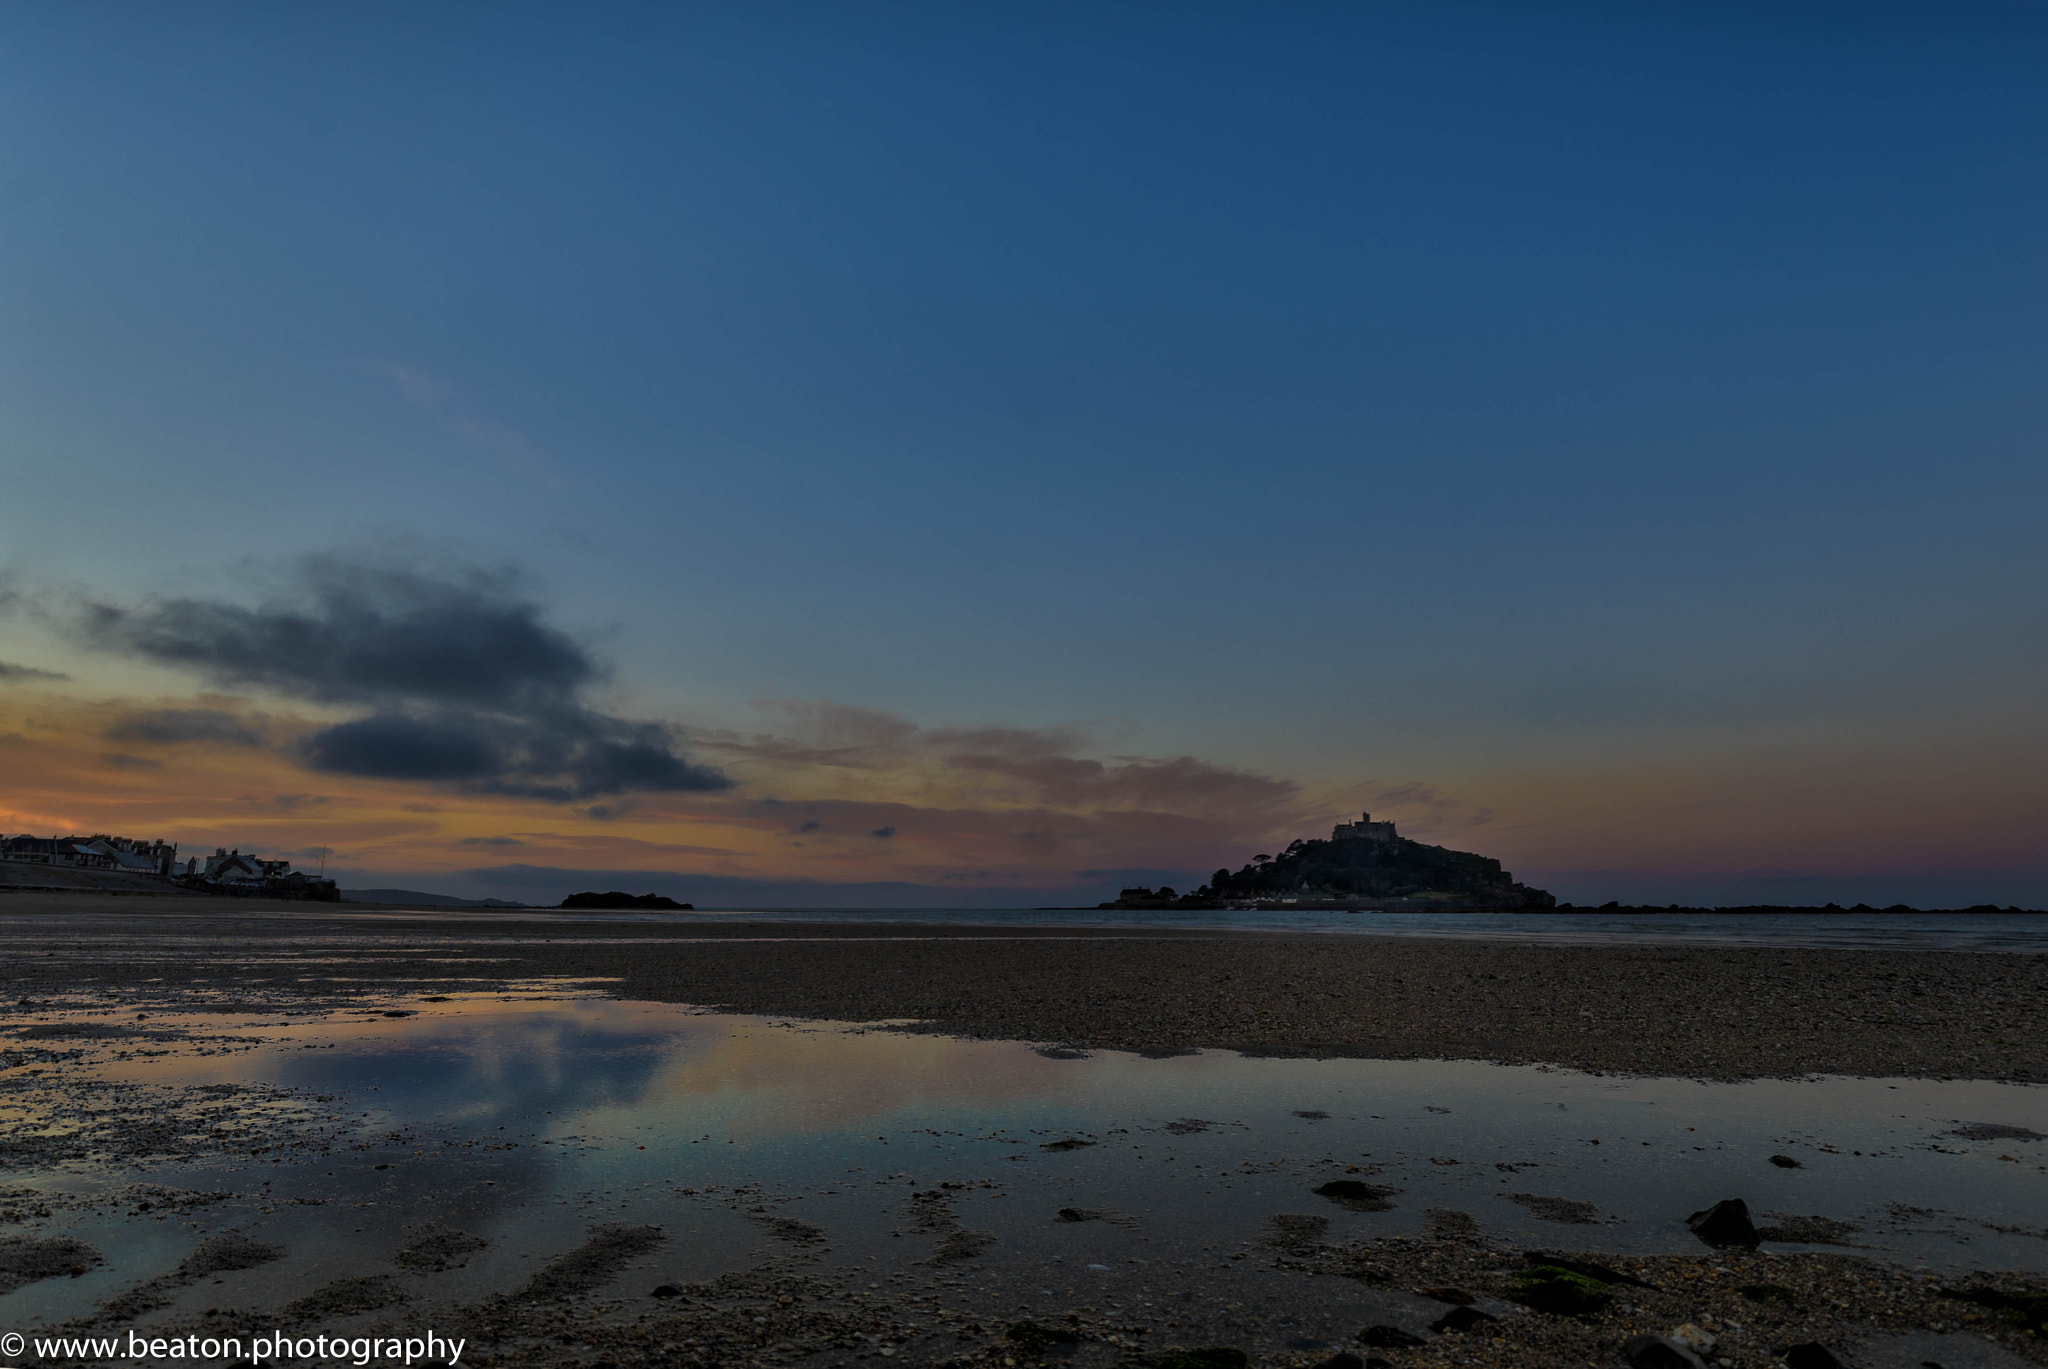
[
  {"x1": 1, "y1": 833, "x2": 179, "y2": 875},
  {"x1": 1, "y1": 834, "x2": 336, "y2": 898},
  {"x1": 186, "y1": 848, "x2": 294, "y2": 883}
]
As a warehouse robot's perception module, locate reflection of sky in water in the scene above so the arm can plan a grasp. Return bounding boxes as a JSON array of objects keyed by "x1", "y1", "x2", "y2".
[{"x1": 10, "y1": 996, "x2": 2046, "y2": 1324}]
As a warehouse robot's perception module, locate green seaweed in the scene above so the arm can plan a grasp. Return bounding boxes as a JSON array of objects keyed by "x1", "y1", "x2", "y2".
[
  {"x1": 1506, "y1": 1264, "x2": 1612, "y2": 1317},
  {"x1": 1123, "y1": 1350, "x2": 1250, "y2": 1369},
  {"x1": 1006, "y1": 1320, "x2": 1083, "y2": 1353},
  {"x1": 1940, "y1": 1286, "x2": 2048, "y2": 1332}
]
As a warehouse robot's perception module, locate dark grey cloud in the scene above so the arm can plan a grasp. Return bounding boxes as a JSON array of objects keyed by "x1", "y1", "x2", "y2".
[
  {"x1": 301, "y1": 712, "x2": 503, "y2": 781},
  {"x1": 0, "y1": 661, "x2": 69, "y2": 683},
  {"x1": 299, "y1": 708, "x2": 727, "y2": 799},
  {"x1": 73, "y1": 553, "x2": 731, "y2": 802},
  {"x1": 870, "y1": 825, "x2": 896, "y2": 839},
  {"x1": 461, "y1": 836, "x2": 524, "y2": 847},
  {"x1": 106, "y1": 708, "x2": 266, "y2": 747},
  {"x1": 102, "y1": 752, "x2": 162, "y2": 769},
  {"x1": 77, "y1": 555, "x2": 592, "y2": 710}
]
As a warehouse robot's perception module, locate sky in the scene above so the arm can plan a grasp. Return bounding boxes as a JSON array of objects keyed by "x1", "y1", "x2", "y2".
[{"x1": 2, "y1": 2, "x2": 2044, "y2": 907}]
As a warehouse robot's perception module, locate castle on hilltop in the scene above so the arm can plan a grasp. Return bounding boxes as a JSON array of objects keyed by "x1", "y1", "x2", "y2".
[
  {"x1": 1330, "y1": 811, "x2": 1399, "y2": 844},
  {"x1": 1103, "y1": 805, "x2": 1554, "y2": 912}
]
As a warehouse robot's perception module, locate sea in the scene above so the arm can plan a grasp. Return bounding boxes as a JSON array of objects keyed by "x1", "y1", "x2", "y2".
[{"x1": 382, "y1": 905, "x2": 2048, "y2": 953}]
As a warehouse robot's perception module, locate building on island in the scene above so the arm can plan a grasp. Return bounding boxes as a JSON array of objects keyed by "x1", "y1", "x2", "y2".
[{"x1": 1330, "y1": 811, "x2": 1399, "y2": 844}]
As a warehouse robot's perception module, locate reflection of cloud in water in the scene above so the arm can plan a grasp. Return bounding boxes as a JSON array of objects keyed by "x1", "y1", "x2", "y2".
[
  {"x1": 95, "y1": 1002, "x2": 684, "y2": 1151},
  {"x1": 255, "y1": 1000, "x2": 1086, "y2": 1140},
  {"x1": 374, "y1": 1012, "x2": 678, "y2": 1120},
  {"x1": 605, "y1": 1015, "x2": 1090, "y2": 1139}
]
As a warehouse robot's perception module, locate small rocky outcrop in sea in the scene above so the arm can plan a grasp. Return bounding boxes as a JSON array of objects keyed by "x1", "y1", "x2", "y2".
[{"x1": 559, "y1": 891, "x2": 693, "y2": 910}]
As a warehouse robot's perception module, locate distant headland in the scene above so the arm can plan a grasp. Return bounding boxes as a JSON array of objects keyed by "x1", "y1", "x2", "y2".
[{"x1": 1104, "y1": 811, "x2": 1554, "y2": 911}]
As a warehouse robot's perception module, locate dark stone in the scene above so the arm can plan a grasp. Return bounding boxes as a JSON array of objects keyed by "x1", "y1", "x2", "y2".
[
  {"x1": 1623, "y1": 1335, "x2": 1708, "y2": 1369},
  {"x1": 1946, "y1": 1123, "x2": 2045, "y2": 1141},
  {"x1": 1314, "y1": 1179, "x2": 1397, "y2": 1211},
  {"x1": 1357, "y1": 1326, "x2": 1425, "y2": 1348},
  {"x1": 1418, "y1": 1286, "x2": 1474, "y2": 1304},
  {"x1": 1769, "y1": 1154, "x2": 1801, "y2": 1167},
  {"x1": 1779, "y1": 1344, "x2": 1847, "y2": 1369},
  {"x1": 1310, "y1": 1355, "x2": 1366, "y2": 1369},
  {"x1": 649, "y1": 1283, "x2": 684, "y2": 1297},
  {"x1": 1428, "y1": 1306, "x2": 1496, "y2": 1334},
  {"x1": 1503, "y1": 1192, "x2": 1602, "y2": 1223},
  {"x1": 1686, "y1": 1197, "x2": 1760, "y2": 1248}
]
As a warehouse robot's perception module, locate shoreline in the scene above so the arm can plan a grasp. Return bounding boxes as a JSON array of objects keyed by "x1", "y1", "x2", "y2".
[{"x1": 2, "y1": 897, "x2": 2041, "y2": 1082}]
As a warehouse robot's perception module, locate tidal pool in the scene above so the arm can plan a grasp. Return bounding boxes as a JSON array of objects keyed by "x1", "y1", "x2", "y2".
[{"x1": 5, "y1": 990, "x2": 2044, "y2": 1342}]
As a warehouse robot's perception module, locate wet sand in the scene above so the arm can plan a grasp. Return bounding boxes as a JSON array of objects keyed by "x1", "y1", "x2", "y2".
[
  {"x1": 2, "y1": 894, "x2": 2043, "y2": 1082},
  {"x1": 4, "y1": 895, "x2": 2046, "y2": 1367}
]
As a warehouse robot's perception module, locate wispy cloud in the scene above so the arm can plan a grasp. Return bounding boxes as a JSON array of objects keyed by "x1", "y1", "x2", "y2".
[
  {"x1": 372, "y1": 361, "x2": 556, "y2": 485},
  {"x1": 106, "y1": 707, "x2": 267, "y2": 748},
  {"x1": 0, "y1": 661, "x2": 70, "y2": 684},
  {"x1": 698, "y1": 697, "x2": 1298, "y2": 822}
]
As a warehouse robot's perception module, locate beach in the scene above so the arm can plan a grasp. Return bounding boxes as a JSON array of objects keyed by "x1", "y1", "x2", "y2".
[
  {"x1": 3, "y1": 895, "x2": 2042, "y2": 1082},
  {"x1": 2, "y1": 895, "x2": 2044, "y2": 1368}
]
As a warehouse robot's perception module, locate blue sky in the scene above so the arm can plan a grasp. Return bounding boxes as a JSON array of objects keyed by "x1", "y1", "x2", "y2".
[{"x1": 3, "y1": 2, "x2": 2044, "y2": 904}]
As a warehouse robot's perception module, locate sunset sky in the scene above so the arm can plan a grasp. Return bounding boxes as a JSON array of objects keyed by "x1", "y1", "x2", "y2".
[{"x1": 3, "y1": 3, "x2": 2045, "y2": 906}]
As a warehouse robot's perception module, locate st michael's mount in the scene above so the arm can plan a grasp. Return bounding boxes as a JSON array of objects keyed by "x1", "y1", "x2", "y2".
[{"x1": 1104, "y1": 811, "x2": 1556, "y2": 912}]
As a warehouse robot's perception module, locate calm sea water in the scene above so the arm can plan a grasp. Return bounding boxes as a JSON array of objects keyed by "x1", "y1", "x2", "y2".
[{"x1": 412, "y1": 906, "x2": 2048, "y2": 953}]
